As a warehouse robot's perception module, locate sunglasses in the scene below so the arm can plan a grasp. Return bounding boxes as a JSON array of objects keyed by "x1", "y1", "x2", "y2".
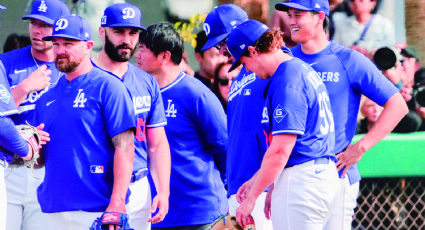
[
  {"x1": 218, "y1": 77, "x2": 232, "y2": 86},
  {"x1": 214, "y1": 37, "x2": 228, "y2": 50}
]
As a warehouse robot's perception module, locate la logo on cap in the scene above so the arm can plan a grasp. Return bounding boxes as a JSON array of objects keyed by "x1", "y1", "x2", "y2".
[
  {"x1": 101, "y1": 16, "x2": 107, "y2": 25},
  {"x1": 55, "y1": 18, "x2": 68, "y2": 31},
  {"x1": 240, "y1": 44, "x2": 245, "y2": 50},
  {"x1": 315, "y1": 3, "x2": 320, "y2": 8},
  {"x1": 38, "y1": 0, "x2": 47, "y2": 12},
  {"x1": 204, "y1": 23, "x2": 211, "y2": 36},
  {"x1": 122, "y1": 7, "x2": 135, "y2": 20}
]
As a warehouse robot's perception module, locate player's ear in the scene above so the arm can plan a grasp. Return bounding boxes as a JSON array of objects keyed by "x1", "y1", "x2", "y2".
[
  {"x1": 159, "y1": 51, "x2": 172, "y2": 64},
  {"x1": 247, "y1": 46, "x2": 257, "y2": 56},
  {"x1": 86, "y1": 41, "x2": 94, "y2": 54},
  {"x1": 99, "y1": 27, "x2": 105, "y2": 42}
]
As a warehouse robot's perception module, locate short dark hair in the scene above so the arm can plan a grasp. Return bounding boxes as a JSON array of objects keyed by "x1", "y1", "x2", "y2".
[
  {"x1": 311, "y1": 11, "x2": 329, "y2": 33},
  {"x1": 195, "y1": 30, "x2": 208, "y2": 55},
  {"x1": 139, "y1": 22, "x2": 183, "y2": 65}
]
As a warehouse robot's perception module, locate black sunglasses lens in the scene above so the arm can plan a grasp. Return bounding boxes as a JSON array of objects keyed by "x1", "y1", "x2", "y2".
[{"x1": 218, "y1": 78, "x2": 229, "y2": 86}]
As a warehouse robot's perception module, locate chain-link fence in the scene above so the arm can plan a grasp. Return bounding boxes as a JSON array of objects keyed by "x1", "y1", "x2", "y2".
[{"x1": 353, "y1": 177, "x2": 425, "y2": 230}]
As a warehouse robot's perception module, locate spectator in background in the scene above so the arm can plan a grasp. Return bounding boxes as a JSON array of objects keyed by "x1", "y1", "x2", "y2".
[
  {"x1": 270, "y1": 9, "x2": 298, "y2": 48},
  {"x1": 333, "y1": 0, "x2": 395, "y2": 58},
  {"x1": 194, "y1": 31, "x2": 227, "y2": 88},
  {"x1": 179, "y1": 50, "x2": 195, "y2": 76},
  {"x1": 3, "y1": 34, "x2": 31, "y2": 53},
  {"x1": 211, "y1": 62, "x2": 238, "y2": 113},
  {"x1": 357, "y1": 97, "x2": 421, "y2": 134},
  {"x1": 411, "y1": 69, "x2": 425, "y2": 131}
]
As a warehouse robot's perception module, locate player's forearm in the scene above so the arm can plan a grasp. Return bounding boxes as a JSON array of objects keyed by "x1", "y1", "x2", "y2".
[
  {"x1": 11, "y1": 81, "x2": 32, "y2": 107},
  {"x1": 147, "y1": 127, "x2": 171, "y2": 196},
  {"x1": 246, "y1": 134, "x2": 294, "y2": 202},
  {"x1": 358, "y1": 93, "x2": 408, "y2": 152},
  {"x1": 109, "y1": 129, "x2": 135, "y2": 212},
  {"x1": 0, "y1": 116, "x2": 29, "y2": 157}
]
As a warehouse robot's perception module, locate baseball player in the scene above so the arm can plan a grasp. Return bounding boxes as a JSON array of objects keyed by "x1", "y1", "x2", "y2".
[
  {"x1": 201, "y1": 5, "x2": 280, "y2": 229},
  {"x1": 34, "y1": 15, "x2": 136, "y2": 230},
  {"x1": 136, "y1": 22, "x2": 228, "y2": 230},
  {"x1": 275, "y1": 0, "x2": 408, "y2": 228},
  {"x1": 92, "y1": 3, "x2": 171, "y2": 228},
  {"x1": 226, "y1": 19, "x2": 340, "y2": 230},
  {"x1": 0, "y1": 1, "x2": 70, "y2": 229}
]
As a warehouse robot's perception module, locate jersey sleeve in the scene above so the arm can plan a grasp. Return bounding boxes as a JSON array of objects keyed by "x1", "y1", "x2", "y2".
[
  {"x1": 269, "y1": 82, "x2": 308, "y2": 136},
  {"x1": 146, "y1": 75, "x2": 167, "y2": 128},
  {"x1": 194, "y1": 90, "x2": 228, "y2": 182},
  {"x1": 0, "y1": 60, "x2": 19, "y2": 117},
  {"x1": 345, "y1": 51, "x2": 399, "y2": 106},
  {"x1": 101, "y1": 76, "x2": 137, "y2": 139},
  {"x1": 0, "y1": 116, "x2": 29, "y2": 158}
]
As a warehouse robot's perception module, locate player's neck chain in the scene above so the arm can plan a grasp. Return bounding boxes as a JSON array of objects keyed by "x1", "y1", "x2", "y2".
[{"x1": 31, "y1": 49, "x2": 61, "y2": 86}]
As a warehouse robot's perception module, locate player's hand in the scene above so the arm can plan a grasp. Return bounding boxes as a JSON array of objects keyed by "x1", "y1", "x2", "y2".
[
  {"x1": 22, "y1": 143, "x2": 33, "y2": 161},
  {"x1": 105, "y1": 203, "x2": 126, "y2": 230},
  {"x1": 235, "y1": 196, "x2": 255, "y2": 228},
  {"x1": 148, "y1": 192, "x2": 169, "y2": 224},
  {"x1": 336, "y1": 143, "x2": 365, "y2": 177},
  {"x1": 236, "y1": 178, "x2": 254, "y2": 203},
  {"x1": 264, "y1": 184, "x2": 274, "y2": 220},
  {"x1": 22, "y1": 64, "x2": 51, "y2": 92},
  {"x1": 36, "y1": 123, "x2": 50, "y2": 145}
]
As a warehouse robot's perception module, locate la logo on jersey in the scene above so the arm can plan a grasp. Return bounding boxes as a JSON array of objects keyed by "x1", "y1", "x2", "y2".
[
  {"x1": 122, "y1": 7, "x2": 135, "y2": 19},
  {"x1": 165, "y1": 99, "x2": 177, "y2": 117},
  {"x1": 73, "y1": 89, "x2": 87, "y2": 108},
  {"x1": 261, "y1": 107, "x2": 269, "y2": 123},
  {"x1": 38, "y1": 0, "x2": 47, "y2": 12},
  {"x1": 0, "y1": 84, "x2": 11, "y2": 104}
]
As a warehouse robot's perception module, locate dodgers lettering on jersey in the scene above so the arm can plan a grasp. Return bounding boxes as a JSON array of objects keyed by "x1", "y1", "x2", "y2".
[
  {"x1": 261, "y1": 58, "x2": 336, "y2": 167},
  {"x1": 226, "y1": 67, "x2": 270, "y2": 197},
  {"x1": 92, "y1": 62, "x2": 167, "y2": 172},
  {"x1": 35, "y1": 68, "x2": 136, "y2": 213},
  {"x1": 291, "y1": 41, "x2": 398, "y2": 184},
  {"x1": 151, "y1": 72, "x2": 228, "y2": 227},
  {"x1": 0, "y1": 46, "x2": 62, "y2": 125}
]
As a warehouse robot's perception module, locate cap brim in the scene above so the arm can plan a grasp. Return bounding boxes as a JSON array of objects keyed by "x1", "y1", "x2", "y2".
[
  {"x1": 43, "y1": 34, "x2": 88, "y2": 41},
  {"x1": 103, "y1": 23, "x2": 146, "y2": 30},
  {"x1": 228, "y1": 59, "x2": 241, "y2": 73},
  {"x1": 275, "y1": 3, "x2": 312, "y2": 12},
  {"x1": 201, "y1": 33, "x2": 229, "y2": 51},
  {"x1": 22, "y1": 15, "x2": 54, "y2": 25}
]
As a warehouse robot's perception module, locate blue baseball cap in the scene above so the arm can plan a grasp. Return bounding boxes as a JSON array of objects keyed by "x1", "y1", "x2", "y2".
[
  {"x1": 227, "y1": 20, "x2": 269, "y2": 72},
  {"x1": 101, "y1": 3, "x2": 144, "y2": 30},
  {"x1": 201, "y1": 4, "x2": 248, "y2": 51},
  {"x1": 0, "y1": 4, "x2": 6, "y2": 10},
  {"x1": 43, "y1": 15, "x2": 92, "y2": 41},
  {"x1": 22, "y1": 0, "x2": 70, "y2": 25},
  {"x1": 275, "y1": 0, "x2": 330, "y2": 16}
]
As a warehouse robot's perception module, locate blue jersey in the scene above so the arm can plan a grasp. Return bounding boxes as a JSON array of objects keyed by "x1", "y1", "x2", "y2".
[
  {"x1": 0, "y1": 46, "x2": 62, "y2": 126},
  {"x1": 0, "y1": 60, "x2": 18, "y2": 117},
  {"x1": 291, "y1": 41, "x2": 398, "y2": 183},
  {"x1": 0, "y1": 61, "x2": 28, "y2": 161},
  {"x1": 262, "y1": 58, "x2": 336, "y2": 167},
  {"x1": 35, "y1": 67, "x2": 136, "y2": 213},
  {"x1": 151, "y1": 72, "x2": 228, "y2": 227},
  {"x1": 226, "y1": 67, "x2": 269, "y2": 197},
  {"x1": 92, "y1": 62, "x2": 167, "y2": 172}
]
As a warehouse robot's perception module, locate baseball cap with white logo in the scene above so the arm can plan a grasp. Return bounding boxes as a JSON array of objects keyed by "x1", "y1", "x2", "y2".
[
  {"x1": 101, "y1": 3, "x2": 145, "y2": 30},
  {"x1": 201, "y1": 4, "x2": 248, "y2": 51},
  {"x1": 22, "y1": 0, "x2": 70, "y2": 25},
  {"x1": 43, "y1": 15, "x2": 92, "y2": 41},
  {"x1": 227, "y1": 20, "x2": 269, "y2": 72},
  {"x1": 0, "y1": 4, "x2": 6, "y2": 10},
  {"x1": 275, "y1": 0, "x2": 330, "y2": 16}
]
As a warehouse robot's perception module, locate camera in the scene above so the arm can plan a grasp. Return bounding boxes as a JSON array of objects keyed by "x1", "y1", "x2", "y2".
[
  {"x1": 413, "y1": 86, "x2": 425, "y2": 108},
  {"x1": 373, "y1": 47, "x2": 405, "y2": 70}
]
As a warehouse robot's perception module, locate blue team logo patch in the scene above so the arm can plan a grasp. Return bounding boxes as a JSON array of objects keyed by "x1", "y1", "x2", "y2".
[
  {"x1": 274, "y1": 104, "x2": 286, "y2": 123},
  {"x1": 90, "y1": 165, "x2": 104, "y2": 174},
  {"x1": 0, "y1": 84, "x2": 11, "y2": 104}
]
